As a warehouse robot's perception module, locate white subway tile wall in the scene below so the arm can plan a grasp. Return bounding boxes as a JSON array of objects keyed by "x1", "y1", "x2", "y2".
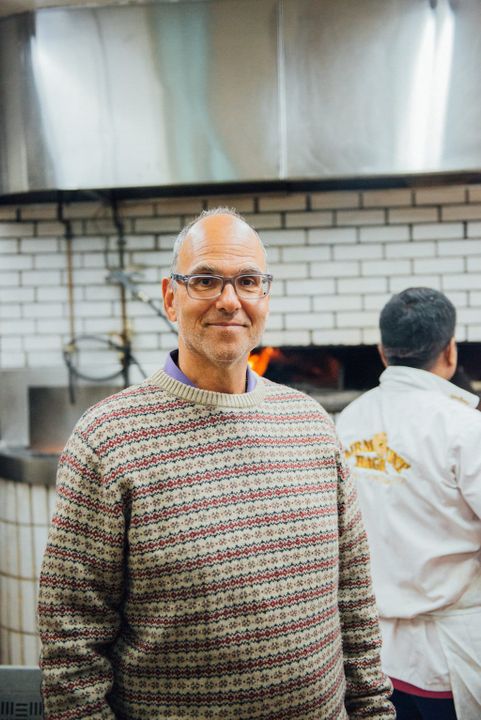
[
  {"x1": 0, "y1": 185, "x2": 480, "y2": 375},
  {"x1": 0, "y1": 477, "x2": 56, "y2": 664}
]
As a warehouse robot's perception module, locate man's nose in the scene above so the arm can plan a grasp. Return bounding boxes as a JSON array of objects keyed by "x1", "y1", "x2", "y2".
[{"x1": 215, "y1": 280, "x2": 242, "y2": 311}]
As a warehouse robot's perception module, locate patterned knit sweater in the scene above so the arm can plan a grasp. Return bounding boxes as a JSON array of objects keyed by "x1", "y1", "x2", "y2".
[{"x1": 38, "y1": 370, "x2": 394, "y2": 720}]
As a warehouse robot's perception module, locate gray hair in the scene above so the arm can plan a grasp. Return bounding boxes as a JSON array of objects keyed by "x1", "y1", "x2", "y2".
[{"x1": 170, "y1": 206, "x2": 266, "y2": 272}]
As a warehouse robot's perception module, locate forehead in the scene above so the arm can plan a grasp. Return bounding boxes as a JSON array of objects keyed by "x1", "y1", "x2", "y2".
[{"x1": 177, "y1": 215, "x2": 266, "y2": 273}]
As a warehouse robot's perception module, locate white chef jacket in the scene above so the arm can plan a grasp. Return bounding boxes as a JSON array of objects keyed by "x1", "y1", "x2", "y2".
[{"x1": 336, "y1": 366, "x2": 481, "y2": 718}]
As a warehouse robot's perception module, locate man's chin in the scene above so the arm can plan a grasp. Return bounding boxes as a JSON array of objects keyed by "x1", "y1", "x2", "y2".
[
  {"x1": 209, "y1": 350, "x2": 247, "y2": 367},
  {"x1": 207, "y1": 342, "x2": 253, "y2": 367}
]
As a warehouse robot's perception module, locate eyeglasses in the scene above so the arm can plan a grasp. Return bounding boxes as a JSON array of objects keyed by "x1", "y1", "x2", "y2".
[{"x1": 171, "y1": 272, "x2": 273, "y2": 300}]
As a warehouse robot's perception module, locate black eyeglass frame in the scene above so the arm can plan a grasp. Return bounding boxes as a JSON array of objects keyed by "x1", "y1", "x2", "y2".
[{"x1": 170, "y1": 272, "x2": 274, "y2": 300}]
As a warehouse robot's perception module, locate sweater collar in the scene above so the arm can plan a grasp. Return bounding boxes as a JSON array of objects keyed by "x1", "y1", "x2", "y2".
[
  {"x1": 145, "y1": 368, "x2": 266, "y2": 409},
  {"x1": 380, "y1": 365, "x2": 479, "y2": 408}
]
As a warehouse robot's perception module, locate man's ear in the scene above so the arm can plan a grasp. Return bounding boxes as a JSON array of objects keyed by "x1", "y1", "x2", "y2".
[
  {"x1": 162, "y1": 277, "x2": 177, "y2": 322},
  {"x1": 445, "y1": 336, "x2": 457, "y2": 374},
  {"x1": 378, "y1": 344, "x2": 388, "y2": 368}
]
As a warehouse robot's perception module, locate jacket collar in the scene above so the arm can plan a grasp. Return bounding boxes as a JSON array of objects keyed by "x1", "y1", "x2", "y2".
[{"x1": 379, "y1": 365, "x2": 479, "y2": 408}]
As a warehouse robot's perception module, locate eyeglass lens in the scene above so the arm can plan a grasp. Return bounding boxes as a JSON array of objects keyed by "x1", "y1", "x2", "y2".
[{"x1": 187, "y1": 274, "x2": 270, "y2": 299}]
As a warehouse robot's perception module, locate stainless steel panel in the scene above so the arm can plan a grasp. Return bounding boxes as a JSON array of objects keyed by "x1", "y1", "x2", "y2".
[
  {"x1": 0, "y1": 0, "x2": 279, "y2": 194},
  {"x1": 439, "y1": 0, "x2": 481, "y2": 170},
  {"x1": 283, "y1": 0, "x2": 476, "y2": 177},
  {"x1": 2, "y1": 0, "x2": 481, "y2": 194},
  {"x1": 0, "y1": 447, "x2": 58, "y2": 485},
  {"x1": 0, "y1": 0, "x2": 150, "y2": 19},
  {"x1": 0, "y1": 14, "x2": 55, "y2": 193},
  {"x1": 0, "y1": 368, "x2": 119, "y2": 448},
  {"x1": 29, "y1": 385, "x2": 118, "y2": 452}
]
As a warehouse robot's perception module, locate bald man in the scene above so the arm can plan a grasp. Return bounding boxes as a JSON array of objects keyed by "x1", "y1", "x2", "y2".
[{"x1": 38, "y1": 208, "x2": 394, "y2": 720}]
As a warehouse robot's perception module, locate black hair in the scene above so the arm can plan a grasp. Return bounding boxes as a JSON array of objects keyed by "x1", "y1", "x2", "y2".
[{"x1": 380, "y1": 287, "x2": 456, "y2": 370}]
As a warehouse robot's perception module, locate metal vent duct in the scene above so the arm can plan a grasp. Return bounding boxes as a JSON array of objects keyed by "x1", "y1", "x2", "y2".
[{"x1": 1, "y1": 0, "x2": 481, "y2": 195}]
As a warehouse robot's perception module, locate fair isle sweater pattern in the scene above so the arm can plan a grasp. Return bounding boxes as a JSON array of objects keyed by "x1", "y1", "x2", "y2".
[{"x1": 38, "y1": 371, "x2": 394, "y2": 720}]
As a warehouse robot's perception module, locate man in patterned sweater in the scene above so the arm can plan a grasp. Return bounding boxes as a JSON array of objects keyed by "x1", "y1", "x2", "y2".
[{"x1": 38, "y1": 208, "x2": 395, "y2": 719}]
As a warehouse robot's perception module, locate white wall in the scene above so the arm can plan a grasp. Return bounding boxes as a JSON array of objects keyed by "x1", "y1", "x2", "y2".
[{"x1": 1, "y1": 185, "x2": 481, "y2": 382}]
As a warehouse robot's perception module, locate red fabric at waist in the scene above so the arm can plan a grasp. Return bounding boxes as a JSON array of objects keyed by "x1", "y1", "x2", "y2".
[{"x1": 391, "y1": 677, "x2": 453, "y2": 699}]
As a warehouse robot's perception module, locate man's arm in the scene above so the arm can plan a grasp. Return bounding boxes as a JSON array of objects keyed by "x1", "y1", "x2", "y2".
[
  {"x1": 38, "y1": 427, "x2": 127, "y2": 719},
  {"x1": 335, "y1": 447, "x2": 395, "y2": 719}
]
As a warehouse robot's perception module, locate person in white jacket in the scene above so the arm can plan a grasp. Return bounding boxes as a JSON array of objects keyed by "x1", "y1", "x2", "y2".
[{"x1": 336, "y1": 287, "x2": 481, "y2": 720}]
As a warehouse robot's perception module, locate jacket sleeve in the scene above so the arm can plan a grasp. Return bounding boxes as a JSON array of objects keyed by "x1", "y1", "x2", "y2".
[
  {"x1": 38, "y1": 426, "x2": 127, "y2": 719},
  {"x1": 335, "y1": 445, "x2": 395, "y2": 719},
  {"x1": 455, "y1": 416, "x2": 481, "y2": 519}
]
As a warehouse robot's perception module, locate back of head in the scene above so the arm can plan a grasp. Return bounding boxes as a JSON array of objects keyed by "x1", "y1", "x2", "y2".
[{"x1": 380, "y1": 287, "x2": 456, "y2": 370}]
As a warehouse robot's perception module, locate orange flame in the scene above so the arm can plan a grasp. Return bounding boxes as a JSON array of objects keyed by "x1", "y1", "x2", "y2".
[{"x1": 248, "y1": 346, "x2": 280, "y2": 376}]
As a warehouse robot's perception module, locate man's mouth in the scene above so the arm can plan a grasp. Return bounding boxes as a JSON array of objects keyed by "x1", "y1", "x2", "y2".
[{"x1": 208, "y1": 322, "x2": 246, "y2": 327}]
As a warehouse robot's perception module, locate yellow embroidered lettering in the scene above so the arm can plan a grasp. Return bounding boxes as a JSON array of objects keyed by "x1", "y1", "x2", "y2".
[
  {"x1": 361, "y1": 439, "x2": 374, "y2": 452},
  {"x1": 355, "y1": 455, "x2": 386, "y2": 471},
  {"x1": 386, "y1": 448, "x2": 410, "y2": 472},
  {"x1": 347, "y1": 433, "x2": 410, "y2": 474},
  {"x1": 372, "y1": 432, "x2": 388, "y2": 457}
]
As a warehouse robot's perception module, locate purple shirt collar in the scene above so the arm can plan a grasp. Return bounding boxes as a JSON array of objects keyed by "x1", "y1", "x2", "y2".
[{"x1": 164, "y1": 350, "x2": 257, "y2": 392}]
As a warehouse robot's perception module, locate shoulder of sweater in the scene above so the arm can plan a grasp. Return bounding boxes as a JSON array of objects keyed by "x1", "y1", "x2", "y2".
[
  {"x1": 262, "y1": 376, "x2": 318, "y2": 401},
  {"x1": 262, "y1": 378, "x2": 334, "y2": 422},
  {"x1": 72, "y1": 382, "x2": 169, "y2": 435}
]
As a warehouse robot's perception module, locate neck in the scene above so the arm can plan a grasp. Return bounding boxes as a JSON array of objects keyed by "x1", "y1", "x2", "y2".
[
  {"x1": 177, "y1": 351, "x2": 248, "y2": 394},
  {"x1": 426, "y1": 357, "x2": 455, "y2": 381},
  {"x1": 429, "y1": 365, "x2": 454, "y2": 380}
]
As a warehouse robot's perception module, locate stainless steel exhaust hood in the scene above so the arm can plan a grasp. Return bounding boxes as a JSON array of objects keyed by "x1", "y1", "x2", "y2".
[{"x1": 1, "y1": 0, "x2": 481, "y2": 196}]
